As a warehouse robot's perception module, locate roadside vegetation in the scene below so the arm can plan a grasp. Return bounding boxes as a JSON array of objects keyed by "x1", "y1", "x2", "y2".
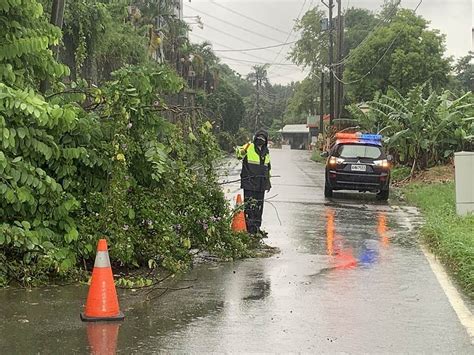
[
  {"x1": 402, "y1": 180, "x2": 474, "y2": 300},
  {"x1": 350, "y1": 85, "x2": 474, "y2": 175},
  {"x1": 0, "y1": 1, "x2": 260, "y2": 287},
  {"x1": 311, "y1": 148, "x2": 326, "y2": 164}
]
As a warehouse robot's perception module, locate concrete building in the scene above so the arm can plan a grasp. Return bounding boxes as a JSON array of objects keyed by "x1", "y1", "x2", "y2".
[{"x1": 280, "y1": 124, "x2": 310, "y2": 150}]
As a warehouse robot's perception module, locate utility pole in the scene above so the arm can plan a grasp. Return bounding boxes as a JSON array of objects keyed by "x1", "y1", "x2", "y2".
[
  {"x1": 40, "y1": 0, "x2": 66, "y2": 93},
  {"x1": 335, "y1": 0, "x2": 344, "y2": 120},
  {"x1": 50, "y1": 0, "x2": 65, "y2": 59},
  {"x1": 319, "y1": 70, "x2": 325, "y2": 139},
  {"x1": 321, "y1": 0, "x2": 335, "y2": 125},
  {"x1": 255, "y1": 70, "x2": 261, "y2": 131}
]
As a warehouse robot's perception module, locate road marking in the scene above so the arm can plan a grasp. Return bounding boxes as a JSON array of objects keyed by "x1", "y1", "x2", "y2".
[{"x1": 421, "y1": 245, "x2": 474, "y2": 344}]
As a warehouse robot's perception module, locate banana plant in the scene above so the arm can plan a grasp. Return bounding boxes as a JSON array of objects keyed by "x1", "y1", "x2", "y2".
[{"x1": 348, "y1": 84, "x2": 474, "y2": 173}]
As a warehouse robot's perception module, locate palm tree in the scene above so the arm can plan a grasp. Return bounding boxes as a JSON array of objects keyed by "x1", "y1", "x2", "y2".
[
  {"x1": 247, "y1": 64, "x2": 270, "y2": 130},
  {"x1": 188, "y1": 41, "x2": 220, "y2": 91}
]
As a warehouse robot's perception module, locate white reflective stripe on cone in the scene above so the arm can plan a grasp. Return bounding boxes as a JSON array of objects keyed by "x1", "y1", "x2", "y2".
[{"x1": 94, "y1": 251, "x2": 111, "y2": 268}]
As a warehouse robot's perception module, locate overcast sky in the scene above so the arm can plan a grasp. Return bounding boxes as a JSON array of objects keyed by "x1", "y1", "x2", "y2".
[{"x1": 184, "y1": 0, "x2": 473, "y2": 85}]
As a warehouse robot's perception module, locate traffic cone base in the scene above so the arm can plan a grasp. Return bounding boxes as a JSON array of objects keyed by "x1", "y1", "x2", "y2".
[
  {"x1": 81, "y1": 311, "x2": 125, "y2": 322},
  {"x1": 81, "y1": 239, "x2": 124, "y2": 322}
]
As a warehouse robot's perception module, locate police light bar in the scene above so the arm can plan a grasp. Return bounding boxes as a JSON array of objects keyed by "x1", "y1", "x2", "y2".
[{"x1": 335, "y1": 132, "x2": 382, "y2": 141}]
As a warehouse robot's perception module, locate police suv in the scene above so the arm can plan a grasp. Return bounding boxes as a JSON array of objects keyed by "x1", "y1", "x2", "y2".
[{"x1": 321, "y1": 133, "x2": 392, "y2": 200}]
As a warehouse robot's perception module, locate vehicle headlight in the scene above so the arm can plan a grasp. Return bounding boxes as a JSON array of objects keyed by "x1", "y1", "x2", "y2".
[
  {"x1": 374, "y1": 159, "x2": 389, "y2": 168},
  {"x1": 329, "y1": 157, "x2": 344, "y2": 166}
]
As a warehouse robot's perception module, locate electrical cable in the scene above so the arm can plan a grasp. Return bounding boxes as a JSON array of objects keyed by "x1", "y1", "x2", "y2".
[
  {"x1": 189, "y1": 33, "x2": 300, "y2": 78},
  {"x1": 187, "y1": 4, "x2": 284, "y2": 44},
  {"x1": 218, "y1": 55, "x2": 299, "y2": 66},
  {"x1": 213, "y1": 41, "x2": 297, "y2": 53},
  {"x1": 268, "y1": 0, "x2": 311, "y2": 76},
  {"x1": 332, "y1": 34, "x2": 398, "y2": 85},
  {"x1": 209, "y1": 0, "x2": 292, "y2": 36},
  {"x1": 271, "y1": 0, "x2": 308, "y2": 64},
  {"x1": 187, "y1": 1, "x2": 310, "y2": 82},
  {"x1": 332, "y1": 0, "x2": 423, "y2": 85},
  {"x1": 331, "y1": 0, "x2": 401, "y2": 69},
  {"x1": 190, "y1": 32, "x2": 283, "y2": 64},
  {"x1": 192, "y1": 23, "x2": 281, "y2": 56}
]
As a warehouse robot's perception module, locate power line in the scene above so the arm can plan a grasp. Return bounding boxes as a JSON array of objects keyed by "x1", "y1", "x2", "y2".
[
  {"x1": 219, "y1": 55, "x2": 299, "y2": 66},
  {"x1": 190, "y1": 32, "x2": 294, "y2": 65},
  {"x1": 189, "y1": 34, "x2": 302, "y2": 80},
  {"x1": 267, "y1": 71, "x2": 305, "y2": 81},
  {"x1": 191, "y1": 22, "x2": 282, "y2": 57},
  {"x1": 187, "y1": 4, "x2": 284, "y2": 44},
  {"x1": 269, "y1": 0, "x2": 309, "y2": 70},
  {"x1": 332, "y1": 35, "x2": 397, "y2": 85},
  {"x1": 213, "y1": 41, "x2": 297, "y2": 53},
  {"x1": 332, "y1": 0, "x2": 423, "y2": 85},
  {"x1": 331, "y1": 0, "x2": 401, "y2": 68},
  {"x1": 190, "y1": 33, "x2": 283, "y2": 64},
  {"x1": 209, "y1": 0, "x2": 291, "y2": 36}
]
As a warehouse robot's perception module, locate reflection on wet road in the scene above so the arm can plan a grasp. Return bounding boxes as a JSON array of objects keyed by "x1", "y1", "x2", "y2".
[{"x1": 0, "y1": 149, "x2": 472, "y2": 353}]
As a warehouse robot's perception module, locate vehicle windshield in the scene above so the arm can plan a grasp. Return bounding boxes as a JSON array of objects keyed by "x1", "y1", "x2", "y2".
[{"x1": 336, "y1": 144, "x2": 382, "y2": 159}]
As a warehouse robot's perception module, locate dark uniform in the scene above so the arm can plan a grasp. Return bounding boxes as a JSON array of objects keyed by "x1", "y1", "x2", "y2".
[{"x1": 236, "y1": 130, "x2": 271, "y2": 234}]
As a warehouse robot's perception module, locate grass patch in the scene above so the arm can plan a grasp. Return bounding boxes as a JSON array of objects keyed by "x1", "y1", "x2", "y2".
[
  {"x1": 403, "y1": 181, "x2": 474, "y2": 300},
  {"x1": 311, "y1": 149, "x2": 326, "y2": 164},
  {"x1": 391, "y1": 166, "x2": 411, "y2": 183}
]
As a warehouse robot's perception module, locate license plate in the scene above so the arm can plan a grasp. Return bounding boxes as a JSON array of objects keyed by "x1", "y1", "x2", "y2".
[{"x1": 351, "y1": 164, "x2": 366, "y2": 172}]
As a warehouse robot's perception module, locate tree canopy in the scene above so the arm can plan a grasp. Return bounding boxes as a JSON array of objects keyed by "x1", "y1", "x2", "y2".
[
  {"x1": 289, "y1": 7, "x2": 328, "y2": 74},
  {"x1": 344, "y1": 9, "x2": 450, "y2": 102}
]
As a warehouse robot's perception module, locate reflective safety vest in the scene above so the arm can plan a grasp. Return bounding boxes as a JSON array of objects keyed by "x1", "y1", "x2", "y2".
[{"x1": 236, "y1": 142, "x2": 271, "y2": 191}]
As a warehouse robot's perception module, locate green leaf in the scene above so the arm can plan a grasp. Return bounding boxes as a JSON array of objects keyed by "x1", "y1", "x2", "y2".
[
  {"x1": 11, "y1": 169, "x2": 20, "y2": 183},
  {"x1": 17, "y1": 127, "x2": 27, "y2": 139},
  {"x1": 5, "y1": 189, "x2": 15, "y2": 202},
  {"x1": 66, "y1": 228, "x2": 79, "y2": 242},
  {"x1": 42, "y1": 241, "x2": 55, "y2": 250}
]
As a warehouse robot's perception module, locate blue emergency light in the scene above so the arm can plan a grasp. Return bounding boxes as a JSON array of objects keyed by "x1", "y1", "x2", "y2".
[{"x1": 360, "y1": 134, "x2": 382, "y2": 141}]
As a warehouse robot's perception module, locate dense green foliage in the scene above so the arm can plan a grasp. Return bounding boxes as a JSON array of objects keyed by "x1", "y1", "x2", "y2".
[
  {"x1": 0, "y1": 0, "x2": 80, "y2": 284},
  {"x1": 344, "y1": 9, "x2": 450, "y2": 102},
  {"x1": 349, "y1": 85, "x2": 474, "y2": 171},
  {"x1": 342, "y1": 8, "x2": 378, "y2": 58},
  {"x1": 290, "y1": 7, "x2": 328, "y2": 73},
  {"x1": 452, "y1": 52, "x2": 474, "y2": 94},
  {"x1": 61, "y1": 0, "x2": 147, "y2": 82},
  {"x1": 0, "y1": 0, "x2": 255, "y2": 287},
  {"x1": 284, "y1": 76, "x2": 323, "y2": 123},
  {"x1": 403, "y1": 182, "x2": 474, "y2": 300},
  {"x1": 205, "y1": 81, "x2": 245, "y2": 133}
]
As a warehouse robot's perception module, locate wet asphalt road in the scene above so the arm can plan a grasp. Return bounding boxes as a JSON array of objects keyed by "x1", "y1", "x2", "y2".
[{"x1": 1, "y1": 149, "x2": 472, "y2": 353}]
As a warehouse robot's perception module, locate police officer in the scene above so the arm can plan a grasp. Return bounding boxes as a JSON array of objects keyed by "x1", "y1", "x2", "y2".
[{"x1": 236, "y1": 129, "x2": 271, "y2": 235}]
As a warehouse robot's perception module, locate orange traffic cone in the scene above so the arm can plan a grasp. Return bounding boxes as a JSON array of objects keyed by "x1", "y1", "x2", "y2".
[
  {"x1": 231, "y1": 194, "x2": 247, "y2": 232},
  {"x1": 86, "y1": 323, "x2": 120, "y2": 354},
  {"x1": 81, "y1": 239, "x2": 124, "y2": 322}
]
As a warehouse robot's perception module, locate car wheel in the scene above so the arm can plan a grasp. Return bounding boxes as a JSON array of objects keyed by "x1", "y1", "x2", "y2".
[
  {"x1": 324, "y1": 184, "x2": 333, "y2": 198},
  {"x1": 376, "y1": 189, "x2": 389, "y2": 201}
]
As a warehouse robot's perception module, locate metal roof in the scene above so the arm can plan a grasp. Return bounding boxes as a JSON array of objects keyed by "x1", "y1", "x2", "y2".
[{"x1": 280, "y1": 124, "x2": 309, "y2": 134}]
